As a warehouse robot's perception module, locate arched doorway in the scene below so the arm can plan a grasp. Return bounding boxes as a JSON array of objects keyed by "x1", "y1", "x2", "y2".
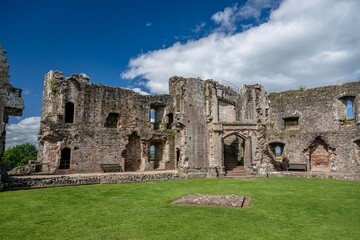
[
  {"x1": 223, "y1": 134, "x2": 246, "y2": 172},
  {"x1": 309, "y1": 137, "x2": 329, "y2": 172},
  {"x1": 125, "y1": 132, "x2": 142, "y2": 171}
]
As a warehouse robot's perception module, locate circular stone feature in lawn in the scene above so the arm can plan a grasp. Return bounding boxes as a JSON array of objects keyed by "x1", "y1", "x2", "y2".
[{"x1": 172, "y1": 194, "x2": 250, "y2": 208}]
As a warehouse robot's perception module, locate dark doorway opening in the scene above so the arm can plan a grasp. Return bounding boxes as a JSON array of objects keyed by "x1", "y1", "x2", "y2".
[{"x1": 59, "y1": 148, "x2": 71, "y2": 169}]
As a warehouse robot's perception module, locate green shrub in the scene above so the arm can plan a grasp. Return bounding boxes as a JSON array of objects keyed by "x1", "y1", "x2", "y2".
[{"x1": 1, "y1": 143, "x2": 37, "y2": 170}]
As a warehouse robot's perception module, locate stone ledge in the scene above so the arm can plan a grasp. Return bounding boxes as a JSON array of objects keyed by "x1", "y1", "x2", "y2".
[
  {"x1": 265, "y1": 171, "x2": 360, "y2": 181},
  {"x1": 4, "y1": 171, "x2": 182, "y2": 190}
]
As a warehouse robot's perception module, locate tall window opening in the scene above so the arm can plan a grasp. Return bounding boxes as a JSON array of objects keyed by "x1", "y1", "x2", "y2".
[
  {"x1": 339, "y1": 96, "x2": 355, "y2": 120},
  {"x1": 167, "y1": 113, "x2": 174, "y2": 129},
  {"x1": 346, "y1": 98, "x2": 354, "y2": 119},
  {"x1": 65, "y1": 102, "x2": 74, "y2": 123},
  {"x1": 176, "y1": 148, "x2": 180, "y2": 165},
  {"x1": 59, "y1": 148, "x2": 71, "y2": 169},
  {"x1": 150, "y1": 109, "x2": 156, "y2": 123},
  {"x1": 150, "y1": 103, "x2": 165, "y2": 130},
  {"x1": 149, "y1": 145, "x2": 156, "y2": 161},
  {"x1": 105, "y1": 113, "x2": 119, "y2": 128}
]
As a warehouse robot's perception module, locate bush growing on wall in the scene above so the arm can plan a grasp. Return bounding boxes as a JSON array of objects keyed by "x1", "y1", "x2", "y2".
[{"x1": 1, "y1": 143, "x2": 37, "y2": 170}]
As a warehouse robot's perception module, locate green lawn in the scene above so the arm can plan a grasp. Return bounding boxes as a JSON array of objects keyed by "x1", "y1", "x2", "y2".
[{"x1": 1, "y1": 178, "x2": 359, "y2": 240}]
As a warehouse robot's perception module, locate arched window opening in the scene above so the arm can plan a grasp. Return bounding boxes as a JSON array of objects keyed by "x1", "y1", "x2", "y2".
[
  {"x1": 65, "y1": 102, "x2": 74, "y2": 123},
  {"x1": 105, "y1": 113, "x2": 119, "y2": 128},
  {"x1": 59, "y1": 148, "x2": 71, "y2": 169},
  {"x1": 167, "y1": 113, "x2": 174, "y2": 129},
  {"x1": 268, "y1": 142, "x2": 285, "y2": 161}
]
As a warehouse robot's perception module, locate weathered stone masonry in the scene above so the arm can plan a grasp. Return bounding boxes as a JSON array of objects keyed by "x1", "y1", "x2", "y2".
[
  {"x1": 37, "y1": 70, "x2": 359, "y2": 178},
  {"x1": 0, "y1": 45, "x2": 24, "y2": 190},
  {"x1": 266, "y1": 83, "x2": 360, "y2": 173}
]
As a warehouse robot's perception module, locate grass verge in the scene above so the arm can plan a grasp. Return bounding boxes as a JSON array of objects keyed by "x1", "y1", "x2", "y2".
[{"x1": 0, "y1": 178, "x2": 359, "y2": 240}]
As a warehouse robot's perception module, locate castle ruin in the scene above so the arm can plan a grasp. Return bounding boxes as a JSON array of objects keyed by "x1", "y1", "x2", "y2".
[
  {"x1": 0, "y1": 45, "x2": 24, "y2": 189},
  {"x1": 37, "y1": 70, "x2": 360, "y2": 178}
]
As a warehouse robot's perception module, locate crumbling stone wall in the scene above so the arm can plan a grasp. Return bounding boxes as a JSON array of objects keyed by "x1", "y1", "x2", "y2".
[
  {"x1": 38, "y1": 69, "x2": 359, "y2": 178},
  {"x1": 0, "y1": 44, "x2": 24, "y2": 190},
  {"x1": 267, "y1": 82, "x2": 360, "y2": 173},
  {"x1": 169, "y1": 77, "x2": 269, "y2": 177},
  {"x1": 38, "y1": 71, "x2": 176, "y2": 174}
]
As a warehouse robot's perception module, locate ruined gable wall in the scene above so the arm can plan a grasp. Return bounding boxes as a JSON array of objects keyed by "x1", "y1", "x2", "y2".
[
  {"x1": 38, "y1": 71, "x2": 173, "y2": 174},
  {"x1": 267, "y1": 82, "x2": 360, "y2": 172},
  {"x1": 0, "y1": 44, "x2": 24, "y2": 189}
]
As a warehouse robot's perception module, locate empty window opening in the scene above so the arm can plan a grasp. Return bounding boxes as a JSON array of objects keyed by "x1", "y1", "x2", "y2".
[
  {"x1": 150, "y1": 103, "x2": 165, "y2": 130},
  {"x1": 105, "y1": 113, "x2": 119, "y2": 128},
  {"x1": 149, "y1": 145, "x2": 156, "y2": 161},
  {"x1": 65, "y1": 102, "x2": 74, "y2": 123},
  {"x1": 339, "y1": 96, "x2": 355, "y2": 120},
  {"x1": 150, "y1": 109, "x2": 156, "y2": 123},
  {"x1": 275, "y1": 145, "x2": 282, "y2": 157},
  {"x1": 268, "y1": 142, "x2": 285, "y2": 171},
  {"x1": 346, "y1": 99, "x2": 354, "y2": 119},
  {"x1": 283, "y1": 117, "x2": 299, "y2": 130},
  {"x1": 269, "y1": 143, "x2": 284, "y2": 161},
  {"x1": 167, "y1": 113, "x2": 174, "y2": 129},
  {"x1": 59, "y1": 148, "x2": 71, "y2": 169}
]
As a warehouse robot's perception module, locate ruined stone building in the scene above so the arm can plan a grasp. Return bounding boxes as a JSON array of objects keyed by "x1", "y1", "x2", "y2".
[
  {"x1": 0, "y1": 45, "x2": 24, "y2": 159},
  {"x1": 0, "y1": 45, "x2": 24, "y2": 188},
  {"x1": 38, "y1": 70, "x2": 360, "y2": 178}
]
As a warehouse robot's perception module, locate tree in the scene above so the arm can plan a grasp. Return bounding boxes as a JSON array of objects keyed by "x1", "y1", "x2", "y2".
[{"x1": 1, "y1": 143, "x2": 37, "y2": 170}]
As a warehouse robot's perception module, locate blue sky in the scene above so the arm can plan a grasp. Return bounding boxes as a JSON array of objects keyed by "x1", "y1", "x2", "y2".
[{"x1": 1, "y1": 0, "x2": 359, "y2": 147}]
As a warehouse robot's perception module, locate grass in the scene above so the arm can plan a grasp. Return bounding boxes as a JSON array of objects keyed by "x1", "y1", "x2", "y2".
[{"x1": 0, "y1": 178, "x2": 359, "y2": 240}]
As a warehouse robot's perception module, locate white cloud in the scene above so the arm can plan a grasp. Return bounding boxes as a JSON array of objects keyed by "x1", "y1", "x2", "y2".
[
  {"x1": 145, "y1": 22, "x2": 153, "y2": 27},
  {"x1": 5, "y1": 117, "x2": 40, "y2": 149},
  {"x1": 211, "y1": 3, "x2": 239, "y2": 32},
  {"x1": 127, "y1": 87, "x2": 150, "y2": 95},
  {"x1": 122, "y1": 0, "x2": 360, "y2": 93}
]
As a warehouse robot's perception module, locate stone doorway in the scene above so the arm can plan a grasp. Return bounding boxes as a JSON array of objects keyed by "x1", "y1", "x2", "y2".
[
  {"x1": 309, "y1": 138, "x2": 330, "y2": 172},
  {"x1": 124, "y1": 132, "x2": 142, "y2": 171},
  {"x1": 223, "y1": 134, "x2": 245, "y2": 172}
]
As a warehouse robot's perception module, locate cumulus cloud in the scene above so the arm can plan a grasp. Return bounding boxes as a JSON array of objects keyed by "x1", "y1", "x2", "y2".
[
  {"x1": 5, "y1": 117, "x2": 40, "y2": 148},
  {"x1": 122, "y1": 0, "x2": 360, "y2": 93},
  {"x1": 127, "y1": 87, "x2": 150, "y2": 95},
  {"x1": 211, "y1": 4, "x2": 239, "y2": 32}
]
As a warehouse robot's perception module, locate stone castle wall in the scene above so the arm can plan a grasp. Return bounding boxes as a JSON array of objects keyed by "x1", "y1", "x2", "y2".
[
  {"x1": 38, "y1": 71, "x2": 176, "y2": 174},
  {"x1": 267, "y1": 82, "x2": 360, "y2": 173},
  {"x1": 0, "y1": 44, "x2": 24, "y2": 190},
  {"x1": 37, "y1": 70, "x2": 360, "y2": 177}
]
